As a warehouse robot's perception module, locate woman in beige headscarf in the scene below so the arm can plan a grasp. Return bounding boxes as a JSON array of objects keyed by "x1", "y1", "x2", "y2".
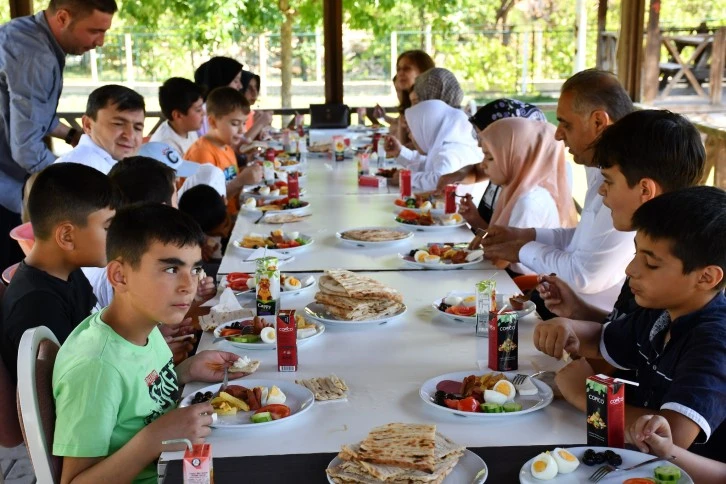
[{"x1": 460, "y1": 117, "x2": 577, "y2": 272}]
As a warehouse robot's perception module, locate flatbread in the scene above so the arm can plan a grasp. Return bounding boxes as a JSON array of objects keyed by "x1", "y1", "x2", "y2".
[
  {"x1": 295, "y1": 375, "x2": 348, "y2": 400},
  {"x1": 356, "y1": 423, "x2": 436, "y2": 473},
  {"x1": 341, "y1": 229, "x2": 409, "y2": 242},
  {"x1": 318, "y1": 299, "x2": 404, "y2": 321},
  {"x1": 324, "y1": 271, "x2": 403, "y2": 303},
  {"x1": 263, "y1": 213, "x2": 310, "y2": 224},
  {"x1": 315, "y1": 292, "x2": 398, "y2": 312}
]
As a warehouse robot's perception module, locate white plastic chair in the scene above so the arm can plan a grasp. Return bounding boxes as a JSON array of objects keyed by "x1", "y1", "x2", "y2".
[{"x1": 17, "y1": 326, "x2": 61, "y2": 484}]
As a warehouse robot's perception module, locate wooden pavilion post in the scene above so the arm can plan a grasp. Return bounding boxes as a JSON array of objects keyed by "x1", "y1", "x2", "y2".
[
  {"x1": 617, "y1": 0, "x2": 646, "y2": 101},
  {"x1": 642, "y1": 0, "x2": 661, "y2": 103},
  {"x1": 323, "y1": 0, "x2": 344, "y2": 104},
  {"x1": 9, "y1": 0, "x2": 33, "y2": 18},
  {"x1": 709, "y1": 28, "x2": 725, "y2": 105},
  {"x1": 595, "y1": 0, "x2": 608, "y2": 68}
]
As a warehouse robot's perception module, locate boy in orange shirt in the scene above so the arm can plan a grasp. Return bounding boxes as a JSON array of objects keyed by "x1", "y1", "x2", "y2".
[{"x1": 184, "y1": 87, "x2": 262, "y2": 212}]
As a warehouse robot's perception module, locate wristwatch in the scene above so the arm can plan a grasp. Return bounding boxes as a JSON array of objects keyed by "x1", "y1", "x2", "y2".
[{"x1": 64, "y1": 128, "x2": 79, "y2": 145}]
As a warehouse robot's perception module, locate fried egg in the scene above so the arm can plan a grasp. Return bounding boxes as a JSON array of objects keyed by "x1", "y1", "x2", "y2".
[
  {"x1": 414, "y1": 250, "x2": 429, "y2": 263},
  {"x1": 551, "y1": 448, "x2": 579, "y2": 473},
  {"x1": 283, "y1": 276, "x2": 302, "y2": 291},
  {"x1": 461, "y1": 295, "x2": 477, "y2": 308},
  {"x1": 267, "y1": 385, "x2": 286, "y2": 405},
  {"x1": 492, "y1": 380, "x2": 516, "y2": 401},
  {"x1": 530, "y1": 452, "x2": 558, "y2": 480},
  {"x1": 465, "y1": 249, "x2": 484, "y2": 262},
  {"x1": 260, "y1": 327, "x2": 276, "y2": 344},
  {"x1": 423, "y1": 254, "x2": 441, "y2": 264},
  {"x1": 483, "y1": 389, "x2": 507, "y2": 405},
  {"x1": 443, "y1": 295, "x2": 463, "y2": 306}
]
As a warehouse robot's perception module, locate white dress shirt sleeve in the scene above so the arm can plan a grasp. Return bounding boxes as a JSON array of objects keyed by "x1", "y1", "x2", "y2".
[{"x1": 396, "y1": 146, "x2": 427, "y2": 168}]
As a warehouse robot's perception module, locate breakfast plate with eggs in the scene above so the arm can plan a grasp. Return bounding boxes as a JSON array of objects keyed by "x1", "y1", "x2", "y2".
[
  {"x1": 420, "y1": 370, "x2": 553, "y2": 418},
  {"x1": 221, "y1": 273, "x2": 317, "y2": 299},
  {"x1": 232, "y1": 231, "x2": 313, "y2": 253},
  {"x1": 394, "y1": 210, "x2": 466, "y2": 231},
  {"x1": 434, "y1": 292, "x2": 537, "y2": 323},
  {"x1": 179, "y1": 379, "x2": 315, "y2": 428},
  {"x1": 213, "y1": 316, "x2": 325, "y2": 350},
  {"x1": 400, "y1": 245, "x2": 484, "y2": 270},
  {"x1": 519, "y1": 446, "x2": 693, "y2": 483}
]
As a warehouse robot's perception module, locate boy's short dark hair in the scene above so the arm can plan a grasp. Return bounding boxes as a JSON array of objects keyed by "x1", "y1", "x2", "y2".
[
  {"x1": 28, "y1": 163, "x2": 118, "y2": 240},
  {"x1": 595, "y1": 110, "x2": 705, "y2": 192},
  {"x1": 48, "y1": 0, "x2": 118, "y2": 16},
  {"x1": 561, "y1": 68, "x2": 634, "y2": 123},
  {"x1": 178, "y1": 185, "x2": 227, "y2": 233},
  {"x1": 206, "y1": 87, "x2": 250, "y2": 118},
  {"x1": 106, "y1": 203, "x2": 204, "y2": 268},
  {"x1": 108, "y1": 156, "x2": 176, "y2": 206},
  {"x1": 85, "y1": 84, "x2": 146, "y2": 120},
  {"x1": 158, "y1": 77, "x2": 203, "y2": 120},
  {"x1": 632, "y1": 186, "x2": 726, "y2": 289}
]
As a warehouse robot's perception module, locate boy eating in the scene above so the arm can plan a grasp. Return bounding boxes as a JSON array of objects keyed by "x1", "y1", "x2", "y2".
[
  {"x1": 150, "y1": 77, "x2": 204, "y2": 156},
  {"x1": 0, "y1": 163, "x2": 116, "y2": 382},
  {"x1": 535, "y1": 186, "x2": 726, "y2": 460},
  {"x1": 53, "y1": 204, "x2": 243, "y2": 483},
  {"x1": 184, "y1": 86, "x2": 262, "y2": 212}
]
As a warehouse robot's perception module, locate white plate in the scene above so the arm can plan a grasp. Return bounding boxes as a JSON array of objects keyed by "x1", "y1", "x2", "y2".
[
  {"x1": 303, "y1": 302, "x2": 407, "y2": 326},
  {"x1": 221, "y1": 274, "x2": 317, "y2": 299},
  {"x1": 213, "y1": 320, "x2": 325, "y2": 350},
  {"x1": 395, "y1": 205, "x2": 448, "y2": 216},
  {"x1": 232, "y1": 234, "x2": 314, "y2": 254},
  {"x1": 433, "y1": 294, "x2": 536, "y2": 323},
  {"x1": 420, "y1": 370, "x2": 553, "y2": 418},
  {"x1": 260, "y1": 201, "x2": 311, "y2": 215},
  {"x1": 327, "y1": 448, "x2": 487, "y2": 483},
  {"x1": 519, "y1": 446, "x2": 693, "y2": 483},
  {"x1": 179, "y1": 379, "x2": 314, "y2": 428},
  {"x1": 400, "y1": 254, "x2": 484, "y2": 270},
  {"x1": 394, "y1": 218, "x2": 466, "y2": 232},
  {"x1": 336, "y1": 226, "x2": 414, "y2": 247}
]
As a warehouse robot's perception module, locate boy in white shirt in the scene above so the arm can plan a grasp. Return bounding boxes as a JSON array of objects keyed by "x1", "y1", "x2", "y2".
[{"x1": 150, "y1": 77, "x2": 204, "y2": 155}]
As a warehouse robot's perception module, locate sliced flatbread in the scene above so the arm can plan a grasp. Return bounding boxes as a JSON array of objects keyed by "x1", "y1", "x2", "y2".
[
  {"x1": 356, "y1": 423, "x2": 436, "y2": 473},
  {"x1": 263, "y1": 213, "x2": 311, "y2": 224},
  {"x1": 323, "y1": 271, "x2": 403, "y2": 303},
  {"x1": 315, "y1": 292, "x2": 398, "y2": 312},
  {"x1": 295, "y1": 375, "x2": 348, "y2": 400},
  {"x1": 341, "y1": 229, "x2": 410, "y2": 242},
  {"x1": 228, "y1": 358, "x2": 260, "y2": 375},
  {"x1": 320, "y1": 300, "x2": 404, "y2": 321}
]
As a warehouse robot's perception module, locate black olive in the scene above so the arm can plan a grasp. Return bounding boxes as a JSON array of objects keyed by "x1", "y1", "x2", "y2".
[
  {"x1": 438, "y1": 302, "x2": 451, "y2": 312},
  {"x1": 408, "y1": 250, "x2": 417, "y2": 257},
  {"x1": 582, "y1": 454, "x2": 597, "y2": 466},
  {"x1": 594, "y1": 452, "x2": 607, "y2": 464},
  {"x1": 434, "y1": 390, "x2": 447, "y2": 406},
  {"x1": 607, "y1": 452, "x2": 622, "y2": 466}
]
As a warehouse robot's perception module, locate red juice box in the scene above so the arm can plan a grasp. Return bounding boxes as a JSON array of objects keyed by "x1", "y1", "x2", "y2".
[
  {"x1": 287, "y1": 172, "x2": 300, "y2": 199},
  {"x1": 586, "y1": 374, "x2": 625, "y2": 448},
  {"x1": 277, "y1": 310, "x2": 298, "y2": 372},
  {"x1": 358, "y1": 175, "x2": 387, "y2": 187},
  {"x1": 399, "y1": 169, "x2": 412, "y2": 198},
  {"x1": 444, "y1": 184, "x2": 457, "y2": 214},
  {"x1": 488, "y1": 310, "x2": 518, "y2": 371},
  {"x1": 183, "y1": 443, "x2": 213, "y2": 484}
]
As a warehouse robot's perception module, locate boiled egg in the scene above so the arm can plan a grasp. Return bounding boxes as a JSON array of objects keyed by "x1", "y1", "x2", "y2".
[
  {"x1": 492, "y1": 380, "x2": 516, "y2": 402},
  {"x1": 267, "y1": 385, "x2": 287, "y2": 405},
  {"x1": 243, "y1": 197, "x2": 257, "y2": 209},
  {"x1": 286, "y1": 231, "x2": 299, "y2": 240},
  {"x1": 272, "y1": 229, "x2": 284, "y2": 237},
  {"x1": 414, "y1": 250, "x2": 429, "y2": 263},
  {"x1": 441, "y1": 213, "x2": 463, "y2": 225},
  {"x1": 259, "y1": 186, "x2": 271, "y2": 195},
  {"x1": 465, "y1": 249, "x2": 484, "y2": 262},
  {"x1": 461, "y1": 295, "x2": 477, "y2": 308},
  {"x1": 419, "y1": 201, "x2": 433, "y2": 211},
  {"x1": 283, "y1": 276, "x2": 302, "y2": 291},
  {"x1": 551, "y1": 448, "x2": 579, "y2": 474},
  {"x1": 443, "y1": 295, "x2": 463, "y2": 306},
  {"x1": 423, "y1": 254, "x2": 441, "y2": 264},
  {"x1": 530, "y1": 452, "x2": 558, "y2": 480},
  {"x1": 258, "y1": 386, "x2": 269, "y2": 406},
  {"x1": 246, "y1": 278, "x2": 256, "y2": 289},
  {"x1": 273, "y1": 160, "x2": 282, "y2": 168},
  {"x1": 260, "y1": 327, "x2": 276, "y2": 344},
  {"x1": 483, "y1": 389, "x2": 508, "y2": 405},
  {"x1": 269, "y1": 188, "x2": 280, "y2": 196}
]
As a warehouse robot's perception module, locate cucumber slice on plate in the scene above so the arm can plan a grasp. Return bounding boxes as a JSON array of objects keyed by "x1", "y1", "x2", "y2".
[{"x1": 654, "y1": 465, "x2": 681, "y2": 482}]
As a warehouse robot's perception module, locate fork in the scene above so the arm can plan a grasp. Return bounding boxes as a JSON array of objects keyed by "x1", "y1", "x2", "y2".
[
  {"x1": 212, "y1": 366, "x2": 229, "y2": 399},
  {"x1": 512, "y1": 370, "x2": 548, "y2": 385},
  {"x1": 588, "y1": 455, "x2": 674, "y2": 482}
]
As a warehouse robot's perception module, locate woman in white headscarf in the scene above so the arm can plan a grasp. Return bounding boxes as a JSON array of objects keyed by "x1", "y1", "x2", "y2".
[{"x1": 390, "y1": 99, "x2": 482, "y2": 191}]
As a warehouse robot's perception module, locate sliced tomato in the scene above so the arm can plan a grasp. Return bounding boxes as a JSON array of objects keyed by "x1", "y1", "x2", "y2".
[
  {"x1": 622, "y1": 479, "x2": 655, "y2": 484},
  {"x1": 228, "y1": 280, "x2": 252, "y2": 291},
  {"x1": 429, "y1": 244, "x2": 442, "y2": 256},
  {"x1": 444, "y1": 399, "x2": 460, "y2": 410},
  {"x1": 394, "y1": 199, "x2": 407, "y2": 207},
  {"x1": 219, "y1": 328, "x2": 242, "y2": 337},
  {"x1": 457, "y1": 396, "x2": 480, "y2": 412},
  {"x1": 255, "y1": 404, "x2": 291, "y2": 420},
  {"x1": 397, "y1": 209, "x2": 419, "y2": 221},
  {"x1": 446, "y1": 306, "x2": 476, "y2": 317}
]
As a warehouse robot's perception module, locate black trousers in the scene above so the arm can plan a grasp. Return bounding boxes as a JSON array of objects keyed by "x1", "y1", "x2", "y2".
[{"x1": 0, "y1": 204, "x2": 24, "y2": 275}]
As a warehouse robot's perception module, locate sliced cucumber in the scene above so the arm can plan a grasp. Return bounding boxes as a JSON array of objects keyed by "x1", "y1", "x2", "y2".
[
  {"x1": 502, "y1": 402, "x2": 523, "y2": 412},
  {"x1": 480, "y1": 403, "x2": 503, "y2": 413},
  {"x1": 251, "y1": 412, "x2": 272, "y2": 423},
  {"x1": 654, "y1": 465, "x2": 681, "y2": 481}
]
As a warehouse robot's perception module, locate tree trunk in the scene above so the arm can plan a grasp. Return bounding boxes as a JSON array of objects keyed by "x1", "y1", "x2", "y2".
[
  {"x1": 419, "y1": 4, "x2": 426, "y2": 50},
  {"x1": 279, "y1": 0, "x2": 294, "y2": 109}
]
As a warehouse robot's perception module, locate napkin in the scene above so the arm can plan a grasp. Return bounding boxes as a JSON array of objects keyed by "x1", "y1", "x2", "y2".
[
  {"x1": 210, "y1": 288, "x2": 242, "y2": 314},
  {"x1": 199, "y1": 307, "x2": 254, "y2": 332},
  {"x1": 244, "y1": 248, "x2": 295, "y2": 262}
]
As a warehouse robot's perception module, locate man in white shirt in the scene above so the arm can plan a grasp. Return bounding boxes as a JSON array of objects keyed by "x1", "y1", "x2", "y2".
[
  {"x1": 55, "y1": 84, "x2": 144, "y2": 173},
  {"x1": 149, "y1": 77, "x2": 203, "y2": 155},
  {"x1": 482, "y1": 69, "x2": 636, "y2": 314}
]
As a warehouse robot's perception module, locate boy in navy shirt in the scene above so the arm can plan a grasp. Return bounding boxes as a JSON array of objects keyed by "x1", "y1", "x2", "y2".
[{"x1": 535, "y1": 186, "x2": 726, "y2": 460}]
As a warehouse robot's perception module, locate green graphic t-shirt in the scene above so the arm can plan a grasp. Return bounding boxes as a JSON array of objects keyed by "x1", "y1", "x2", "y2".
[{"x1": 53, "y1": 310, "x2": 179, "y2": 483}]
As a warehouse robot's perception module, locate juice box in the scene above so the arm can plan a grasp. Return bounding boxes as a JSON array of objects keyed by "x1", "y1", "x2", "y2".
[
  {"x1": 277, "y1": 309, "x2": 298, "y2": 372},
  {"x1": 262, "y1": 160, "x2": 275, "y2": 184},
  {"x1": 358, "y1": 175, "x2": 387, "y2": 187},
  {"x1": 488, "y1": 311, "x2": 518, "y2": 371},
  {"x1": 586, "y1": 374, "x2": 625, "y2": 448},
  {"x1": 444, "y1": 184, "x2": 457, "y2": 214},
  {"x1": 333, "y1": 135, "x2": 346, "y2": 162},
  {"x1": 287, "y1": 172, "x2": 300, "y2": 199},
  {"x1": 182, "y1": 443, "x2": 213, "y2": 484},
  {"x1": 255, "y1": 257, "x2": 279, "y2": 326},
  {"x1": 475, "y1": 279, "x2": 496, "y2": 337},
  {"x1": 399, "y1": 169, "x2": 412, "y2": 198}
]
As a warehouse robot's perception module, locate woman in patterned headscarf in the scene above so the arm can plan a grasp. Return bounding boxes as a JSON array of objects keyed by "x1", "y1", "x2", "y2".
[{"x1": 411, "y1": 67, "x2": 464, "y2": 108}]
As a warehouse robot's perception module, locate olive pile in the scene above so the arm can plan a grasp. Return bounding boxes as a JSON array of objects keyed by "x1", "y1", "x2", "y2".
[
  {"x1": 190, "y1": 391, "x2": 214, "y2": 405},
  {"x1": 433, "y1": 390, "x2": 461, "y2": 406},
  {"x1": 582, "y1": 448, "x2": 622, "y2": 466}
]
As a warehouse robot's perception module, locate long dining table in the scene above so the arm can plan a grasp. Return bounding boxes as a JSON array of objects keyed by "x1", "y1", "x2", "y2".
[{"x1": 158, "y1": 129, "x2": 586, "y2": 483}]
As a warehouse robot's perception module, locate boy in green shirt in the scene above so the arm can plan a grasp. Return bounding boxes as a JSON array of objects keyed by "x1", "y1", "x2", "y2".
[{"x1": 53, "y1": 204, "x2": 242, "y2": 484}]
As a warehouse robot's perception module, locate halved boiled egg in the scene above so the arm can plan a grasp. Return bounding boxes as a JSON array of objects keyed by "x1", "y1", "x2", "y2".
[
  {"x1": 551, "y1": 448, "x2": 579, "y2": 474},
  {"x1": 259, "y1": 186, "x2": 271, "y2": 195},
  {"x1": 419, "y1": 201, "x2": 432, "y2": 211},
  {"x1": 465, "y1": 249, "x2": 484, "y2": 262},
  {"x1": 492, "y1": 380, "x2": 516, "y2": 401},
  {"x1": 267, "y1": 385, "x2": 286, "y2": 404},
  {"x1": 530, "y1": 452, "x2": 558, "y2": 480},
  {"x1": 414, "y1": 250, "x2": 429, "y2": 263},
  {"x1": 258, "y1": 386, "x2": 269, "y2": 406},
  {"x1": 246, "y1": 278, "x2": 257, "y2": 289},
  {"x1": 243, "y1": 197, "x2": 257, "y2": 209},
  {"x1": 483, "y1": 389, "x2": 508, "y2": 405},
  {"x1": 423, "y1": 254, "x2": 441, "y2": 264},
  {"x1": 441, "y1": 213, "x2": 463, "y2": 225},
  {"x1": 283, "y1": 276, "x2": 302, "y2": 291},
  {"x1": 461, "y1": 295, "x2": 477, "y2": 307},
  {"x1": 269, "y1": 188, "x2": 280, "y2": 196},
  {"x1": 287, "y1": 231, "x2": 299, "y2": 240},
  {"x1": 260, "y1": 327, "x2": 276, "y2": 344},
  {"x1": 443, "y1": 295, "x2": 463, "y2": 306}
]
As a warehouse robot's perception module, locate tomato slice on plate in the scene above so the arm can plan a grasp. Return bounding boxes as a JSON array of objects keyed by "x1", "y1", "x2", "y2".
[
  {"x1": 255, "y1": 404, "x2": 291, "y2": 420},
  {"x1": 445, "y1": 306, "x2": 476, "y2": 317},
  {"x1": 622, "y1": 479, "x2": 655, "y2": 484},
  {"x1": 219, "y1": 328, "x2": 242, "y2": 337}
]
